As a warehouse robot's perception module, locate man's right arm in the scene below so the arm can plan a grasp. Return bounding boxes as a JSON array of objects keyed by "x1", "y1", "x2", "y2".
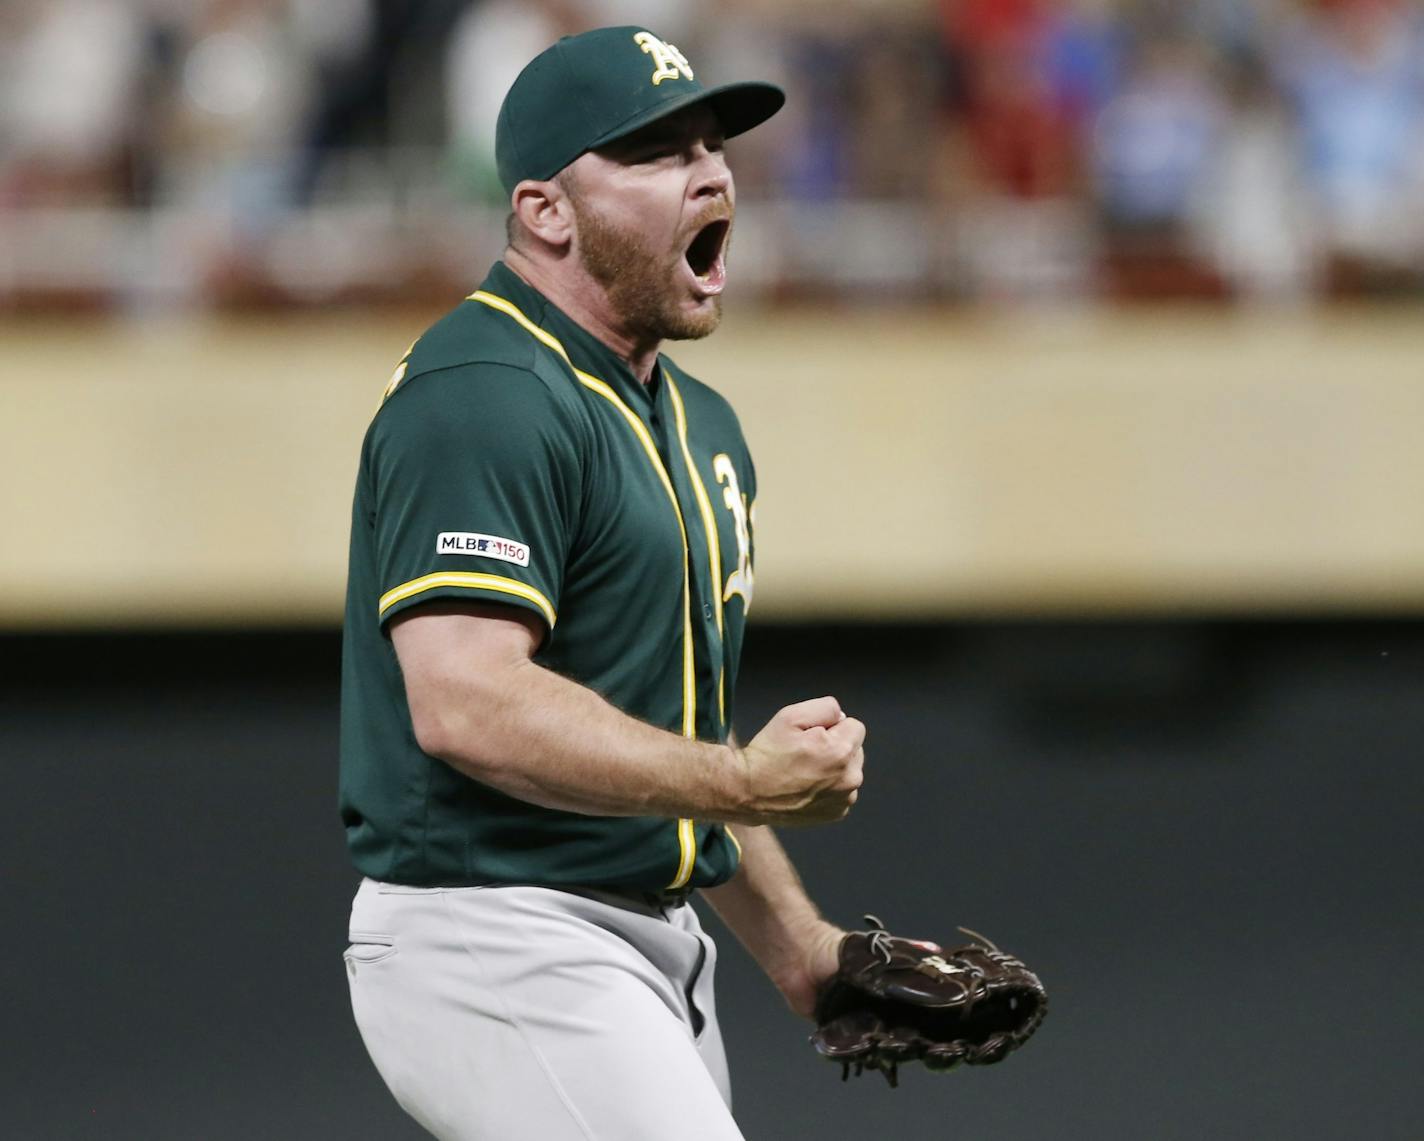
[{"x1": 390, "y1": 601, "x2": 864, "y2": 827}]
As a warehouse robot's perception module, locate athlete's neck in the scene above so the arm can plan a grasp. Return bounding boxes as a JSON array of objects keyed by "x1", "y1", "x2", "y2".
[{"x1": 503, "y1": 249, "x2": 661, "y2": 385}]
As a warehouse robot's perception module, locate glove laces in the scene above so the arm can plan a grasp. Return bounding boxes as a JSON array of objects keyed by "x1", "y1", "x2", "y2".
[{"x1": 862, "y1": 914, "x2": 895, "y2": 965}]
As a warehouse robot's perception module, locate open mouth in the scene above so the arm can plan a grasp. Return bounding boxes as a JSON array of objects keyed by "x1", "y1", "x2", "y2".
[{"x1": 683, "y1": 219, "x2": 730, "y2": 295}]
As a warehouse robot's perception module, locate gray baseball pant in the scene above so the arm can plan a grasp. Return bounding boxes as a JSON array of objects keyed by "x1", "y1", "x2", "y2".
[{"x1": 345, "y1": 879, "x2": 745, "y2": 1140}]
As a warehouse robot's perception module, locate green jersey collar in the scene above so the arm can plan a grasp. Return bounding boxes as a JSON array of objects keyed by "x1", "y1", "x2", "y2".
[{"x1": 480, "y1": 261, "x2": 662, "y2": 406}]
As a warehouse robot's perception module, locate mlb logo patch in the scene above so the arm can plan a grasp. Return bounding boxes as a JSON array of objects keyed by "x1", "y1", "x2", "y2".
[{"x1": 436, "y1": 532, "x2": 530, "y2": 567}]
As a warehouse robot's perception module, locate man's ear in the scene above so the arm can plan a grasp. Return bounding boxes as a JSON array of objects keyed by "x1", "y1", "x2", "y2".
[{"x1": 511, "y1": 178, "x2": 574, "y2": 249}]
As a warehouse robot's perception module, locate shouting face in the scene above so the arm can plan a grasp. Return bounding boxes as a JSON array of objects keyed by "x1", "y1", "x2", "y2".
[{"x1": 562, "y1": 104, "x2": 734, "y2": 344}]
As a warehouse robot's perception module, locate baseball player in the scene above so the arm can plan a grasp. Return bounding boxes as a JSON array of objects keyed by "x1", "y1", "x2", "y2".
[{"x1": 339, "y1": 27, "x2": 865, "y2": 1140}]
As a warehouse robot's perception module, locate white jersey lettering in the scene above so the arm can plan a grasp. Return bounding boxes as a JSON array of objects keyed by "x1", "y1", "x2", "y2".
[{"x1": 713, "y1": 454, "x2": 753, "y2": 611}]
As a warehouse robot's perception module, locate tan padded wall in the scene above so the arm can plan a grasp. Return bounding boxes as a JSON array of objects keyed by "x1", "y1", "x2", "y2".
[{"x1": 3, "y1": 306, "x2": 1422, "y2": 627}]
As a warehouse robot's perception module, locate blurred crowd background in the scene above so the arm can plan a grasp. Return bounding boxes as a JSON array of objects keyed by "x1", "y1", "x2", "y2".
[{"x1": 6, "y1": 0, "x2": 1424, "y2": 310}]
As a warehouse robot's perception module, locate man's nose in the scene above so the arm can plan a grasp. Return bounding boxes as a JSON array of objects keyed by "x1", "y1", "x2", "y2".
[{"x1": 691, "y1": 148, "x2": 731, "y2": 199}]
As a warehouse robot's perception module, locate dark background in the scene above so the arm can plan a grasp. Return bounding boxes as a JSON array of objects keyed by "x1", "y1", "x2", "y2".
[{"x1": 5, "y1": 619, "x2": 1421, "y2": 1140}]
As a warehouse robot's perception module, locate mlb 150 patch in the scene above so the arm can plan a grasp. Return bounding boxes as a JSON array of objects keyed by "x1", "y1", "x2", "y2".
[{"x1": 435, "y1": 532, "x2": 531, "y2": 567}]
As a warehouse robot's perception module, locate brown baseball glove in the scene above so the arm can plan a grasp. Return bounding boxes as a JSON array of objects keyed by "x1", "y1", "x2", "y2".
[{"x1": 810, "y1": 916, "x2": 1048, "y2": 1086}]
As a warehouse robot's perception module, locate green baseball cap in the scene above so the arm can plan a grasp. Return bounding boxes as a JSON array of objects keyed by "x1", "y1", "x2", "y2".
[{"x1": 495, "y1": 25, "x2": 785, "y2": 195}]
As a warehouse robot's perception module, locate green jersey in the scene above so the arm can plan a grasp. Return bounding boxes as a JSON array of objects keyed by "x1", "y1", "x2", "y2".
[{"x1": 339, "y1": 262, "x2": 757, "y2": 892}]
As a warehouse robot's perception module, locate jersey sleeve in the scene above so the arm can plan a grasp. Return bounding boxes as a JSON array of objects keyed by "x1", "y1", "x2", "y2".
[{"x1": 366, "y1": 362, "x2": 583, "y2": 634}]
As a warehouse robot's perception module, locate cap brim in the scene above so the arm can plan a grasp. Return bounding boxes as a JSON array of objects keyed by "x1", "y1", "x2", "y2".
[{"x1": 587, "y1": 80, "x2": 786, "y2": 153}]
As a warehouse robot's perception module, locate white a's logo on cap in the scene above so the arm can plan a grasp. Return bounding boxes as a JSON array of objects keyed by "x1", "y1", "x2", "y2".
[{"x1": 633, "y1": 31, "x2": 693, "y2": 85}]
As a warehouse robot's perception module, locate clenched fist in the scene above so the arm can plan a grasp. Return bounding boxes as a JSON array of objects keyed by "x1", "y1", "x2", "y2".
[{"x1": 730, "y1": 696, "x2": 865, "y2": 826}]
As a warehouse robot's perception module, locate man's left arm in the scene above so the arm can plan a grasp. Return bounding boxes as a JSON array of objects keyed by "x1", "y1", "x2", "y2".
[{"x1": 700, "y1": 823, "x2": 845, "y2": 1019}]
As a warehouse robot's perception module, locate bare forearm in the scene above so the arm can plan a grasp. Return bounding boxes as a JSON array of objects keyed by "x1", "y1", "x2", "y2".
[
  {"x1": 701, "y1": 825, "x2": 843, "y2": 1017},
  {"x1": 393, "y1": 604, "x2": 864, "y2": 829},
  {"x1": 417, "y1": 656, "x2": 748, "y2": 819}
]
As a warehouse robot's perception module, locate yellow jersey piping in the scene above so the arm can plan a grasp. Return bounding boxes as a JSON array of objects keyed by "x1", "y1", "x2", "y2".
[
  {"x1": 378, "y1": 571, "x2": 556, "y2": 627},
  {"x1": 666, "y1": 371, "x2": 728, "y2": 728},
  {"x1": 666, "y1": 372, "x2": 725, "y2": 638}
]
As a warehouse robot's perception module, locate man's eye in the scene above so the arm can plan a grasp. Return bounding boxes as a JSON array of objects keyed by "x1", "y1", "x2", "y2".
[{"x1": 633, "y1": 137, "x2": 723, "y2": 163}]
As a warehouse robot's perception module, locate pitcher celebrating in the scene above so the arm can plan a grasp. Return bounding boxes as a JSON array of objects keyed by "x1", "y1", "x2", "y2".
[{"x1": 340, "y1": 27, "x2": 864, "y2": 1140}]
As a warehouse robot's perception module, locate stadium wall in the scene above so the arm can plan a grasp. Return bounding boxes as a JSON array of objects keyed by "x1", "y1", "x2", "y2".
[{"x1": 4, "y1": 305, "x2": 1423, "y2": 629}]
